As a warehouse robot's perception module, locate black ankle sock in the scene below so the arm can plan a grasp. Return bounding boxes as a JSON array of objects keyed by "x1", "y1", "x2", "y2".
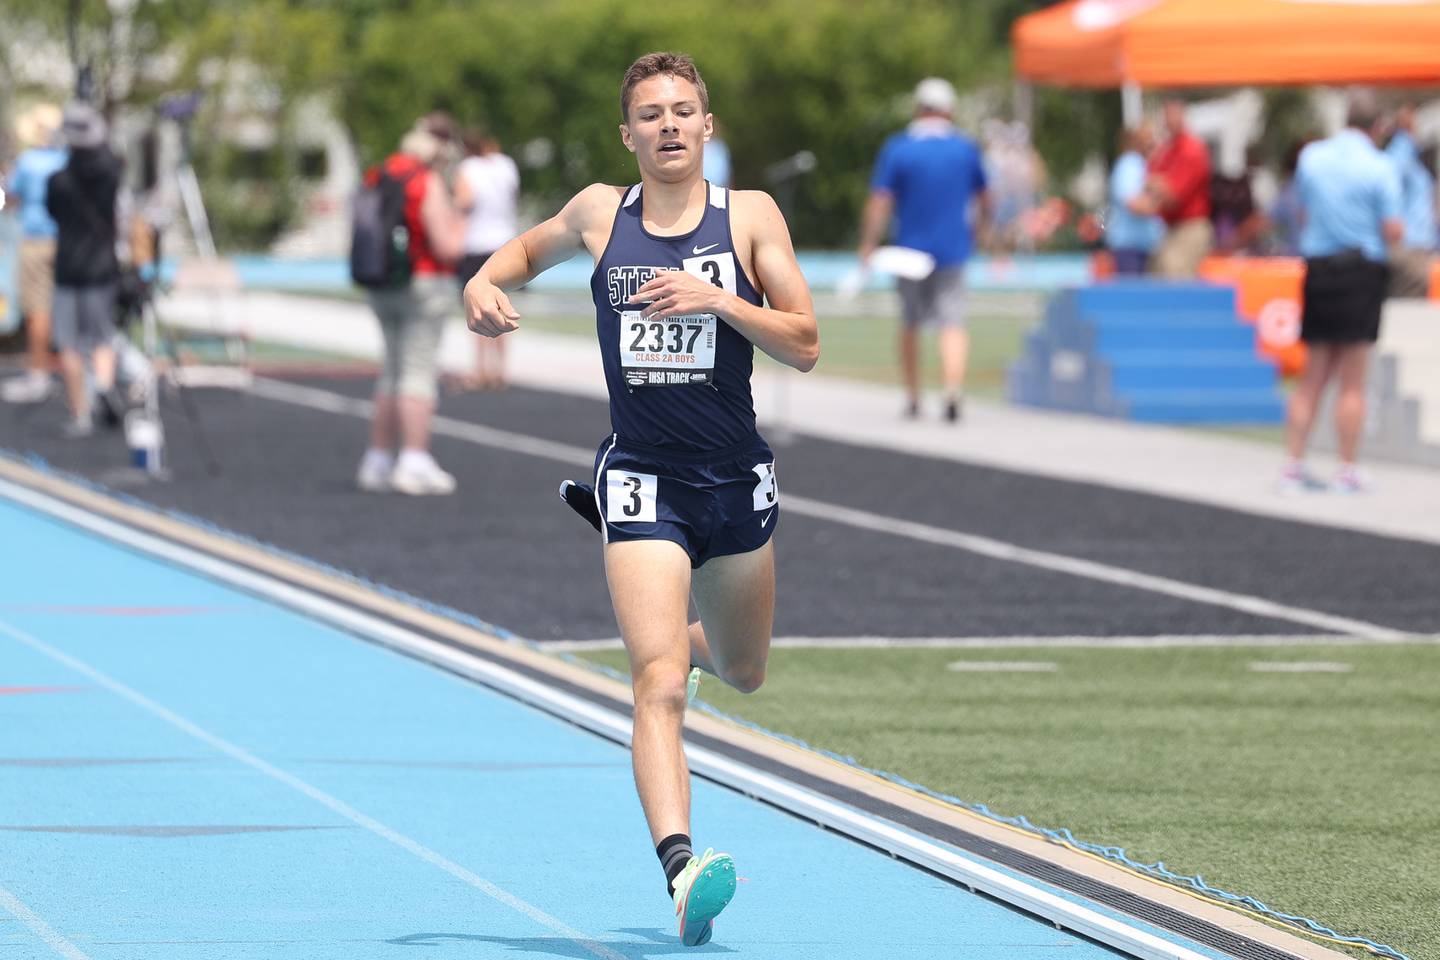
[{"x1": 656, "y1": 833, "x2": 693, "y2": 895}]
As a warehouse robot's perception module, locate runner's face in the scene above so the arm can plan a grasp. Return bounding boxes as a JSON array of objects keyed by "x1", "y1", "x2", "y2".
[{"x1": 621, "y1": 74, "x2": 712, "y2": 182}]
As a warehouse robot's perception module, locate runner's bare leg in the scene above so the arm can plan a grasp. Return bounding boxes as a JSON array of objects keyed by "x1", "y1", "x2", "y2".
[
  {"x1": 690, "y1": 541, "x2": 775, "y2": 695},
  {"x1": 606, "y1": 538, "x2": 695, "y2": 845}
]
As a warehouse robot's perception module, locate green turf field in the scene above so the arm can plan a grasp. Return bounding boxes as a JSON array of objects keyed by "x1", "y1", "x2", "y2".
[{"x1": 576, "y1": 642, "x2": 1439, "y2": 959}]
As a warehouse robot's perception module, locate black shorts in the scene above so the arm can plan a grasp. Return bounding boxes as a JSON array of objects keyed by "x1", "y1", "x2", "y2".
[
  {"x1": 592, "y1": 434, "x2": 778, "y2": 568},
  {"x1": 1301, "y1": 251, "x2": 1389, "y2": 344}
]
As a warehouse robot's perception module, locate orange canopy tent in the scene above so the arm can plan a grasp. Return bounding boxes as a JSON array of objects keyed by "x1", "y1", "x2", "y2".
[{"x1": 1013, "y1": 0, "x2": 1440, "y2": 89}]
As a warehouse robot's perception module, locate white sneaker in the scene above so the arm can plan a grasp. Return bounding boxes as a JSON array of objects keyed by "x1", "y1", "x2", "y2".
[
  {"x1": 355, "y1": 450, "x2": 395, "y2": 493},
  {"x1": 1276, "y1": 465, "x2": 1326, "y2": 496},
  {"x1": 1, "y1": 372, "x2": 51, "y2": 404},
  {"x1": 1331, "y1": 467, "x2": 1374, "y2": 495},
  {"x1": 389, "y1": 453, "x2": 456, "y2": 496},
  {"x1": 61, "y1": 416, "x2": 93, "y2": 439}
]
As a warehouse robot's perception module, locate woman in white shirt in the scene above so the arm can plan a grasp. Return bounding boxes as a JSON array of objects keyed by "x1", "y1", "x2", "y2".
[{"x1": 454, "y1": 129, "x2": 519, "y2": 389}]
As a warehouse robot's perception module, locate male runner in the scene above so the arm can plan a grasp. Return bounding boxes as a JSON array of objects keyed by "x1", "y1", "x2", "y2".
[{"x1": 464, "y1": 52, "x2": 818, "y2": 946}]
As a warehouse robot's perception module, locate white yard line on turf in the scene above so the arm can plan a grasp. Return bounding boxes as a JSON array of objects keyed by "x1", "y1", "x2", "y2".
[
  {"x1": 947, "y1": 661, "x2": 1059, "y2": 672},
  {"x1": 250, "y1": 377, "x2": 1415, "y2": 643},
  {"x1": 0, "y1": 884, "x2": 91, "y2": 960},
  {"x1": 1248, "y1": 661, "x2": 1354, "y2": 673},
  {"x1": 0, "y1": 477, "x2": 1217, "y2": 960}
]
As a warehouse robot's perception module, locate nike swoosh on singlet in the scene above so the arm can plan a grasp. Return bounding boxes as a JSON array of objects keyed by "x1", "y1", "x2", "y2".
[{"x1": 692, "y1": 243, "x2": 720, "y2": 255}]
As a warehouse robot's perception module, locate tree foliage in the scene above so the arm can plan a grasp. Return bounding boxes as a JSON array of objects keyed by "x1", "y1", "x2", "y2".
[
  {"x1": 340, "y1": 0, "x2": 1007, "y2": 243},
  {"x1": 6, "y1": 0, "x2": 1104, "y2": 248}
]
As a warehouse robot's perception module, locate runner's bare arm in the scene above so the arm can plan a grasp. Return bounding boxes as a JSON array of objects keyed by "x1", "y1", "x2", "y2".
[
  {"x1": 631, "y1": 191, "x2": 818, "y2": 373},
  {"x1": 465, "y1": 184, "x2": 621, "y2": 338}
]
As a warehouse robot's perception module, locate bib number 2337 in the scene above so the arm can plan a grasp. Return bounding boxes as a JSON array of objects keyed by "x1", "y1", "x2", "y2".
[{"x1": 620, "y1": 311, "x2": 717, "y2": 387}]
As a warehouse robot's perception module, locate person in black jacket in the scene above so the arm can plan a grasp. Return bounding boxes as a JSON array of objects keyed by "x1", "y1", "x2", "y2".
[{"x1": 45, "y1": 102, "x2": 122, "y2": 437}]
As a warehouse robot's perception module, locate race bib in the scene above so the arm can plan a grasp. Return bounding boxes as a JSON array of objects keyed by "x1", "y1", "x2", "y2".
[
  {"x1": 751, "y1": 461, "x2": 777, "y2": 510},
  {"x1": 606, "y1": 469, "x2": 657, "y2": 523},
  {"x1": 619, "y1": 311, "x2": 717, "y2": 387}
]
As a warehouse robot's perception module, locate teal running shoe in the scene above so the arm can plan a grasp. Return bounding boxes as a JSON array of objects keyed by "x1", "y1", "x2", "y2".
[
  {"x1": 686, "y1": 665, "x2": 702, "y2": 706},
  {"x1": 672, "y1": 848, "x2": 736, "y2": 947}
]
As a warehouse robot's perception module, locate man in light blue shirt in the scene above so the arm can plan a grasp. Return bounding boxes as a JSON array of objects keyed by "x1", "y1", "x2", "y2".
[
  {"x1": 1282, "y1": 91, "x2": 1404, "y2": 495},
  {"x1": 1296, "y1": 125, "x2": 1401, "y2": 263},
  {"x1": 1105, "y1": 125, "x2": 1164, "y2": 274},
  {"x1": 1382, "y1": 107, "x2": 1437, "y2": 296},
  {"x1": 2, "y1": 104, "x2": 68, "y2": 404},
  {"x1": 857, "y1": 77, "x2": 991, "y2": 423}
]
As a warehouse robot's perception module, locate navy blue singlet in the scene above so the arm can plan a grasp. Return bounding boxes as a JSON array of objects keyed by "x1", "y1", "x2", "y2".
[{"x1": 590, "y1": 182, "x2": 764, "y2": 453}]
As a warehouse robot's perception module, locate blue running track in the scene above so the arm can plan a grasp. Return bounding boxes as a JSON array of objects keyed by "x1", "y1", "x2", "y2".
[{"x1": 1, "y1": 493, "x2": 1149, "y2": 959}]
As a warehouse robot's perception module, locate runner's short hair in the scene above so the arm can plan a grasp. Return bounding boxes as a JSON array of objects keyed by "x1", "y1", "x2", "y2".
[{"x1": 620, "y1": 52, "x2": 709, "y2": 122}]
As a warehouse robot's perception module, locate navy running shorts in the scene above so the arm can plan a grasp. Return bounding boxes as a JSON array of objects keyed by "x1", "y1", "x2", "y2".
[{"x1": 592, "y1": 434, "x2": 779, "y2": 568}]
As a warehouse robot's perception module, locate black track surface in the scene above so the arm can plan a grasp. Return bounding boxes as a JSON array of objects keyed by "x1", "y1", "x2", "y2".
[{"x1": 4, "y1": 373, "x2": 1438, "y2": 641}]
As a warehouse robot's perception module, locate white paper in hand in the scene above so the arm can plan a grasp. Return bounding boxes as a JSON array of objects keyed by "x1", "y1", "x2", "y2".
[
  {"x1": 870, "y1": 246, "x2": 935, "y2": 280},
  {"x1": 837, "y1": 246, "x2": 936, "y2": 301}
]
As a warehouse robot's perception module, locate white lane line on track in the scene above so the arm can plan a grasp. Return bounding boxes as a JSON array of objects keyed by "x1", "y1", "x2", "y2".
[
  {"x1": 0, "y1": 884, "x2": 90, "y2": 959},
  {"x1": 249, "y1": 377, "x2": 1415, "y2": 643},
  {"x1": 547, "y1": 633, "x2": 1438, "y2": 651},
  {"x1": 0, "y1": 618, "x2": 627, "y2": 960}
]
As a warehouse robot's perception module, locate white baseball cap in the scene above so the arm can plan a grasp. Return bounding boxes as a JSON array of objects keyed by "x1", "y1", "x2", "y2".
[
  {"x1": 914, "y1": 77, "x2": 957, "y2": 115},
  {"x1": 61, "y1": 102, "x2": 107, "y2": 149}
]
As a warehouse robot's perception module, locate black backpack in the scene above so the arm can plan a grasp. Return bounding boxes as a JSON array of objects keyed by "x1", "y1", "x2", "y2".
[{"x1": 350, "y1": 166, "x2": 421, "y2": 288}]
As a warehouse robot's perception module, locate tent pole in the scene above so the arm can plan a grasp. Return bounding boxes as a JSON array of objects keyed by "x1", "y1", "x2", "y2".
[
  {"x1": 1013, "y1": 80, "x2": 1034, "y2": 128},
  {"x1": 1121, "y1": 81, "x2": 1143, "y2": 127}
]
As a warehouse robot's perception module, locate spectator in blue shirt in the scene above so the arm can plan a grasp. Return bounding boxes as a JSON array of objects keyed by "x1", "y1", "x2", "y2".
[
  {"x1": 2, "y1": 103, "x2": 67, "y2": 405},
  {"x1": 1282, "y1": 91, "x2": 1404, "y2": 495},
  {"x1": 1104, "y1": 125, "x2": 1164, "y2": 274},
  {"x1": 1382, "y1": 105, "x2": 1437, "y2": 297},
  {"x1": 857, "y1": 77, "x2": 990, "y2": 423}
]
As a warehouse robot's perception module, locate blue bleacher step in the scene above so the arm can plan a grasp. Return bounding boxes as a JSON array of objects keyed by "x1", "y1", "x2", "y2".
[
  {"x1": 1103, "y1": 351, "x2": 1277, "y2": 391},
  {"x1": 1076, "y1": 309, "x2": 1239, "y2": 328},
  {"x1": 1053, "y1": 312, "x2": 1256, "y2": 352},
  {"x1": 1074, "y1": 282, "x2": 1236, "y2": 313},
  {"x1": 1118, "y1": 389, "x2": 1285, "y2": 424},
  {"x1": 1093, "y1": 323, "x2": 1253, "y2": 353},
  {"x1": 1099, "y1": 325, "x2": 1255, "y2": 352}
]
